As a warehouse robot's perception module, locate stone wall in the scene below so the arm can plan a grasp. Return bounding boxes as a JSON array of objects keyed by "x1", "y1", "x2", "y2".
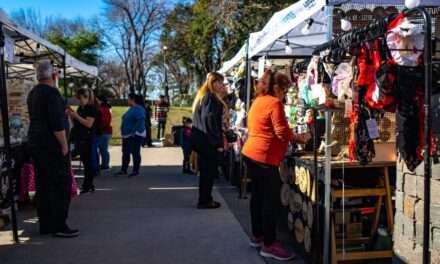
[{"x1": 394, "y1": 158, "x2": 440, "y2": 263}]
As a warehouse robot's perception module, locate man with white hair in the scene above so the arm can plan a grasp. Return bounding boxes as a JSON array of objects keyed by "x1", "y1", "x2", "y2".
[{"x1": 27, "y1": 60, "x2": 79, "y2": 238}]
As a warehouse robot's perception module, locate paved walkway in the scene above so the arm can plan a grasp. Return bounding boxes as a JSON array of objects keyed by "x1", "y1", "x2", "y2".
[{"x1": 0, "y1": 147, "x2": 264, "y2": 264}]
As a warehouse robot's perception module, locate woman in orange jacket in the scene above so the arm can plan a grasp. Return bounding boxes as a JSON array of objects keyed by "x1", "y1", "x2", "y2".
[{"x1": 242, "y1": 70, "x2": 311, "y2": 261}]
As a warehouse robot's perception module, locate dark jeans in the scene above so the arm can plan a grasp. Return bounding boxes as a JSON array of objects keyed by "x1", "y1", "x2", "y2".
[
  {"x1": 97, "y1": 134, "x2": 111, "y2": 168},
  {"x1": 31, "y1": 149, "x2": 71, "y2": 233},
  {"x1": 78, "y1": 139, "x2": 96, "y2": 191},
  {"x1": 157, "y1": 121, "x2": 166, "y2": 139},
  {"x1": 122, "y1": 136, "x2": 143, "y2": 173},
  {"x1": 182, "y1": 145, "x2": 192, "y2": 171},
  {"x1": 197, "y1": 148, "x2": 219, "y2": 204},
  {"x1": 245, "y1": 157, "x2": 282, "y2": 246},
  {"x1": 144, "y1": 125, "x2": 152, "y2": 146}
]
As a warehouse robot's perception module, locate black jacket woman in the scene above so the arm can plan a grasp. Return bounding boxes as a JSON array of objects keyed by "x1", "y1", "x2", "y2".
[
  {"x1": 192, "y1": 72, "x2": 227, "y2": 209},
  {"x1": 68, "y1": 88, "x2": 99, "y2": 194}
]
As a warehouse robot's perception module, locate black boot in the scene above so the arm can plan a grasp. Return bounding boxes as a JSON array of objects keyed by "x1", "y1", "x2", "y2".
[{"x1": 183, "y1": 161, "x2": 192, "y2": 174}]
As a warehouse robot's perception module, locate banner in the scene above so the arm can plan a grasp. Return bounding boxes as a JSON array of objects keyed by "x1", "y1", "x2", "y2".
[{"x1": 4, "y1": 34, "x2": 15, "y2": 63}]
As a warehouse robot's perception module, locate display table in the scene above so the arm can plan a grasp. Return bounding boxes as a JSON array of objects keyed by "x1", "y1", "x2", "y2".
[{"x1": 281, "y1": 154, "x2": 395, "y2": 263}]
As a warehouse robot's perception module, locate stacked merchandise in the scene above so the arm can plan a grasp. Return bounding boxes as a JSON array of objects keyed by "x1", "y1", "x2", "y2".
[
  {"x1": 0, "y1": 79, "x2": 33, "y2": 229},
  {"x1": 0, "y1": 79, "x2": 33, "y2": 146}
]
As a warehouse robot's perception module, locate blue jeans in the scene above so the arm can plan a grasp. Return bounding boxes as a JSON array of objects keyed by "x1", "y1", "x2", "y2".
[
  {"x1": 122, "y1": 136, "x2": 143, "y2": 173},
  {"x1": 97, "y1": 134, "x2": 111, "y2": 168}
]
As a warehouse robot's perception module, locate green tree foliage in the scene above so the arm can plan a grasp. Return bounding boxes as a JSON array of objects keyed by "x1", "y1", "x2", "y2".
[
  {"x1": 161, "y1": 0, "x2": 295, "y2": 88},
  {"x1": 11, "y1": 8, "x2": 104, "y2": 66},
  {"x1": 46, "y1": 26, "x2": 104, "y2": 66}
]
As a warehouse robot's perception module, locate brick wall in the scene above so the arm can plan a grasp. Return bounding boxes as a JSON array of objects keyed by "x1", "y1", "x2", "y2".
[{"x1": 394, "y1": 158, "x2": 440, "y2": 263}]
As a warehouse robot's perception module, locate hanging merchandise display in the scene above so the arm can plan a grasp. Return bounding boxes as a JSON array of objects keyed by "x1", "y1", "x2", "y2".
[{"x1": 219, "y1": 0, "x2": 439, "y2": 263}]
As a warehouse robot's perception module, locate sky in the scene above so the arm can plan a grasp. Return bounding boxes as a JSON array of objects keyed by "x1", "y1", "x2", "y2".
[
  {"x1": 0, "y1": 0, "x2": 191, "y2": 19},
  {"x1": 0, "y1": 0, "x2": 104, "y2": 19},
  {"x1": 0, "y1": 0, "x2": 190, "y2": 99}
]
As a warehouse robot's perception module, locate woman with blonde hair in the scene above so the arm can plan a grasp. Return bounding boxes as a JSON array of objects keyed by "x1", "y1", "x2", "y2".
[
  {"x1": 242, "y1": 70, "x2": 311, "y2": 261},
  {"x1": 191, "y1": 72, "x2": 227, "y2": 209}
]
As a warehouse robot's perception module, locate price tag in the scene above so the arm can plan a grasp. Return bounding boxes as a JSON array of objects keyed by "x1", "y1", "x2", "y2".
[
  {"x1": 344, "y1": 100, "x2": 353, "y2": 117},
  {"x1": 366, "y1": 119, "x2": 380, "y2": 139}
]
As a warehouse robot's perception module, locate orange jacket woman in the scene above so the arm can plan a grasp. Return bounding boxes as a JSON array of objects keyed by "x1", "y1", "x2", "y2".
[{"x1": 242, "y1": 70, "x2": 310, "y2": 261}]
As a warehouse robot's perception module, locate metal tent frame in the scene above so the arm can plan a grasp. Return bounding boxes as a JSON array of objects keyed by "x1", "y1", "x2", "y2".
[{"x1": 0, "y1": 9, "x2": 98, "y2": 243}]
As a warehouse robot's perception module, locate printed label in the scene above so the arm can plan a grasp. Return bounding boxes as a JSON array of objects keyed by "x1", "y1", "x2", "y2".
[{"x1": 366, "y1": 119, "x2": 380, "y2": 139}]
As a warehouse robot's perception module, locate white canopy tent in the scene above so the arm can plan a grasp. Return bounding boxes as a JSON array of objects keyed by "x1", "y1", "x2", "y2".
[
  {"x1": 219, "y1": 31, "x2": 262, "y2": 74},
  {"x1": 0, "y1": 8, "x2": 98, "y2": 244},
  {"x1": 0, "y1": 9, "x2": 98, "y2": 79},
  {"x1": 219, "y1": 44, "x2": 246, "y2": 74},
  {"x1": 220, "y1": 0, "x2": 328, "y2": 74},
  {"x1": 249, "y1": 0, "x2": 327, "y2": 58}
]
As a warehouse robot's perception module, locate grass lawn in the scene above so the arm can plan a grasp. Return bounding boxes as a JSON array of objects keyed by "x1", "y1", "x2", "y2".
[{"x1": 110, "y1": 106, "x2": 192, "y2": 145}]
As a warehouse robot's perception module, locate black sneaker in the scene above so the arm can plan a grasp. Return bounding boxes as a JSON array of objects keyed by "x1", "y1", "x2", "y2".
[
  {"x1": 80, "y1": 186, "x2": 95, "y2": 194},
  {"x1": 100, "y1": 166, "x2": 110, "y2": 170},
  {"x1": 197, "y1": 201, "x2": 221, "y2": 209},
  {"x1": 115, "y1": 171, "x2": 127, "y2": 176},
  {"x1": 183, "y1": 169, "x2": 194, "y2": 175},
  {"x1": 54, "y1": 227, "x2": 79, "y2": 238},
  {"x1": 128, "y1": 172, "x2": 139, "y2": 178}
]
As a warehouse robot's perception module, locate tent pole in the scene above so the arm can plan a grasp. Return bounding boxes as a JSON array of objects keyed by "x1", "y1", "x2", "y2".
[
  {"x1": 323, "y1": 5, "x2": 333, "y2": 264},
  {"x1": 0, "y1": 23, "x2": 19, "y2": 243},
  {"x1": 62, "y1": 55, "x2": 67, "y2": 101},
  {"x1": 239, "y1": 37, "x2": 251, "y2": 200},
  {"x1": 245, "y1": 38, "x2": 251, "y2": 111},
  {"x1": 418, "y1": 7, "x2": 433, "y2": 264}
]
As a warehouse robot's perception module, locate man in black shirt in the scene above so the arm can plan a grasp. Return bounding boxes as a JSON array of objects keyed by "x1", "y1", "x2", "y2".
[{"x1": 27, "y1": 60, "x2": 79, "y2": 238}]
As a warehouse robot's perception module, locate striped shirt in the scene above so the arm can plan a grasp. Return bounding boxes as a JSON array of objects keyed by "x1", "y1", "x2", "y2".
[{"x1": 155, "y1": 101, "x2": 169, "y2": 122}]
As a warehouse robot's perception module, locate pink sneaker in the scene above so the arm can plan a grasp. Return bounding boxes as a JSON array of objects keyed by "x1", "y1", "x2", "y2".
[
  {"x1": 260, "y1": 242, "x2": 296, "y2": 261},
  {"x1": 249, "y1": 236, "x2": 263, "y2": 248}
]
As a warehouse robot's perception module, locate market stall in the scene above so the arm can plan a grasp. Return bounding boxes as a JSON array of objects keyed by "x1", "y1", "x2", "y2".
[
  {"x1": 0, "y1": 9, "x2": 98, "y2": 242},
  {"x1": 220, "y1": 0, "x2": 440, "y2": 263}
]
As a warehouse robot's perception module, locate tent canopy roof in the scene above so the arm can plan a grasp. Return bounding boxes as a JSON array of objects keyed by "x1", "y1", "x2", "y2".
[
  {"x1": 220, "y1": 0, "x2": 438, "y2": 74},
  {"x1": 0, "y1": 9, "x2": 98, "y2": 79},
  {"x1": 328, "y1": 0, "x2": 438, "y2": 4},
  {"x1": 220, "y1": 0, "x2": 328, "y2": 74},
  {"x1": 249, "y1": 0, "x2": 327, "y2": 58}
]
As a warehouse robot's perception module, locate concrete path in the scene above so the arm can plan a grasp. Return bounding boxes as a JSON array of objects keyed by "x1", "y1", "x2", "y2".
[{"x1": 0, "y1": 147, "x2": 264, "y2": 264}]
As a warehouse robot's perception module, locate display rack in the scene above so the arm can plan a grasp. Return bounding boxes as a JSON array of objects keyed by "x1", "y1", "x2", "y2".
[{"x1": 313, "y1": 6, "x2": 433, "y2": 264}]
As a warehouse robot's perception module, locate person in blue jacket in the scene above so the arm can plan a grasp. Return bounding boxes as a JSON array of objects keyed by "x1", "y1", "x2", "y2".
[{"x1": 116, "y1": 94, "x2": 146, "y2": 177}]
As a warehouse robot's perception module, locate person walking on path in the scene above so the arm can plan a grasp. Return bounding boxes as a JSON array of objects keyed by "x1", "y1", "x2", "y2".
[
  {"x1": 68, "y1": 89, "x2": 99, "y2": 194},
  {"x1": 144, "y1": 100, "x2": 153, "y2": 147},
  {"x1": 116, "y1": 94, "x2": 146, "y2": 177},
  {"x1": 191, "y1": 72, "x2": 227, "y2": 209},
  {"x1": 242, "y1": 70, "x2": 311, "y2": 261},
  {"x1": 95, "y1": 96, "x2": 113, "y2": 170},
  {"x1": 155, "y1": 95, "x2": 169, "y2": 140},
  {"x1": 27, "y1": 60, "x2": 79, "y2": 238},
  {"x1": 181, "y1": 117, "x2": 193, "y2": 174}
]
